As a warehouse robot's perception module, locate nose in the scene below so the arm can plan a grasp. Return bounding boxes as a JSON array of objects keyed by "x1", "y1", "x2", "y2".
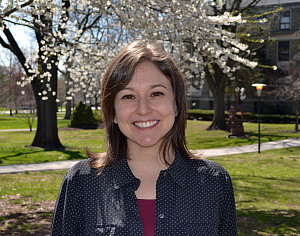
[{"x1": 136, "y1": 96, "x2": 152, "y2": 115}]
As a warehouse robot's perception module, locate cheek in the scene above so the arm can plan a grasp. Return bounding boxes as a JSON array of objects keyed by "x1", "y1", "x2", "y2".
[
  {"x1": 113, "y1": 103, "x2": 120, "y2": 124},
  {"x1": 113, "y1": 104, "x2": 131, "y2": 124},
  {"x1": 114, "y1": 110, "x2": 122, "y2": 124},
  {"x1": 173, "y1": 103, "x2": 178, "y2": 117}
]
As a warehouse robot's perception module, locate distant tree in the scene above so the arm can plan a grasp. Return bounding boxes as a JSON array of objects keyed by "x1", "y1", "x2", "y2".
[
  {"x1": 0, "y1": 52, "x2": 36, "y2": 116},
  {"x1": 275, "y1": 53, "x2": 300, "y2": 131},
  {"x1": 57, "y1": 76, "x2": 66, "y2": 112},
  {"x1": 227, "y1": 6, "x2": 280, "y2": 107},
  {"x1": 5, "y1": 54, "x2": 27, "y2": 115},
  {"x1": 0, "y1": 66, "x2": 9, "y2": 106},
  {"x1": 15, "y1": 101, "x2": 36, "y2": 132}
]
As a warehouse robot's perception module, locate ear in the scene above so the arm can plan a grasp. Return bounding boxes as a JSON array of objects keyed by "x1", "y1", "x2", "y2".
[{"x1": 114, "y1": 116, "x2": 118, "y2": 124}]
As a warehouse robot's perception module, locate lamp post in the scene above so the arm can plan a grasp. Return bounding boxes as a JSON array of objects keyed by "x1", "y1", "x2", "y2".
[{"x1": 252, "y1": 83, "x2": 267, "y2": 153}]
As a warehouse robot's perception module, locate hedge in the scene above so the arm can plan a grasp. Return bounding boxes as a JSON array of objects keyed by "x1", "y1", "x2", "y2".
[{"x1": 187, "y1": 109, "x2": 296, "y2": 124}]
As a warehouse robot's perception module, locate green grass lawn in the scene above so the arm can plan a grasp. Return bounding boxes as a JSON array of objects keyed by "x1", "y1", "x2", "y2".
[
  {"x1": 214, "y1": 148, "x2": 300, "y2": 235},
  {"x1": 0, "y1": 148, "x2": 299, "y2": 235},
  {"x1": 186, "y1": 121, "x2": 299, "y2": 149},
  {"x1": 0, "y1": 129, "x2": 106, "y2": 165},
  {"x1": 0, "y1": 114, "x2": 68, "y2": 130},
  {"x1": 0, "y1": 120, "x2": 299, "y2": 165}
]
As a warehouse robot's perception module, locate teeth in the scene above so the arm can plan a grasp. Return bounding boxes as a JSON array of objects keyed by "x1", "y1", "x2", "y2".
[{"x1": 134, "y1": 121, "x2": 158, "y2": 128}]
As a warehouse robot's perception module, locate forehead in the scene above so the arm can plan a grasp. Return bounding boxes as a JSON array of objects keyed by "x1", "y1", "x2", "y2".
[{"x1": 127, "y1": 61, "x2": 170, "y2": 86}]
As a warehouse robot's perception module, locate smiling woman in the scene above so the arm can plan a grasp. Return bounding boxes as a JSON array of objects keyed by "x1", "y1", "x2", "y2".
[
  {"x1": 97, "y1": 40, "x2": 190, "y2": 167},
  {"x1": 51, "y1": 40, "x2": 238, "y2": 236}
]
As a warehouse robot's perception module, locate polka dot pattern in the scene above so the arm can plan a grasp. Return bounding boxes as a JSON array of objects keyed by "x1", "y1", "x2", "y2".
[{"x1": 51, "y1": 150, "x2": 237, "y2": 235}]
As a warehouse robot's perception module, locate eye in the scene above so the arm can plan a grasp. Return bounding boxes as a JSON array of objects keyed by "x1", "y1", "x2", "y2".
[
  {"x1": 151, "y1": 91, "x2": 164, "y2": 97},
  {"x1": 121, "y1": 94, "x2": 135, "y2": 100}
]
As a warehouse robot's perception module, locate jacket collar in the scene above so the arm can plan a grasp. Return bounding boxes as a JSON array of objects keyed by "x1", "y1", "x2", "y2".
[
  {"x1": 106, "y1": 150, "x2": 189, "y2": 191},
  {"x1": 106, "y1": 155, "x2": 140, "y2": 191},
  {"x1": 165, "y1": 149, "x2": 189, "y2": 188}
]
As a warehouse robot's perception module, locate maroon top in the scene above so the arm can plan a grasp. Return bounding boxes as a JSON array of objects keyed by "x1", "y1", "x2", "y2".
[{"x1": 137, "y1": 199, "x2": 156, "y2": 236}]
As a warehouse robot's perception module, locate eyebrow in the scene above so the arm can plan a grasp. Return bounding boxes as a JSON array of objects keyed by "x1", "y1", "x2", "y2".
[{"x1": 121, "y1": 84, "x2": 167, "y2": 91}]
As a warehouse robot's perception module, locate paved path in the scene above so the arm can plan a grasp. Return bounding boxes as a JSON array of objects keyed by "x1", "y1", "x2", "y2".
[
  {"x1": 0, "y1": 128, "x2": 36, "y2": 132},
  {"x1": 193, "y1": 138, "x2": 300, "y2": 157},
  {"x1": 0, "y1": 138, "x2": 299, "y2": 174}
]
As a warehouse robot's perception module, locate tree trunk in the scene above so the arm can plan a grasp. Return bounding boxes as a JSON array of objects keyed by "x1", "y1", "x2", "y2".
[
  {"x1": 295, "y1": 100, "x2": 299, "y2": 132},
  {"x1": 31, "y1": 95, "x2": 63, "y2": 149},
  {"x1": 30, "y1": 61, "x2": 64, "y2": 149},
  {"x1": 64, "y1": 99, "x2": 71, "y2": 120},
  {"x1": 205, "y1": 65, "x2": 229, "y2": 131},
  {"x1": 64, "y1": 81, "x2": 71, "y2": 120},
  {"x1": 63, "y1": 63, "x2": 72, "y2": 120},
  {"x1": 207, "y1": 88, "x2": 228, "y2": 130}
]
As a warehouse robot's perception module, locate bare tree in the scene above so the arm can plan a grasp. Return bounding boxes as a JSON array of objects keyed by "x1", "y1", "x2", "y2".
[
  {"x1": 4, "y1": 53, "x2": 25, "y2": 115},
  {"x1": 0, "y1": 65, "x2": 9, "y2": 106},
  {"x1": 15, "y1": 105, "x2": 36, "y2": 132},
  {"x1": 275, "y1": 54, "x2": 300, "y2": 132}
]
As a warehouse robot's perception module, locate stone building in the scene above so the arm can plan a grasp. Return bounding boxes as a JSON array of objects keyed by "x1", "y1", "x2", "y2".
[{"x1": 260, "y1": 0, "x2": 300, "y2": 115}]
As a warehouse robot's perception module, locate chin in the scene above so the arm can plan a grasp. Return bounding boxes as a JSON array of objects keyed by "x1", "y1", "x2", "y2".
[{"x1": 134, "y1": 138, "x2": 162, "y2": 149}]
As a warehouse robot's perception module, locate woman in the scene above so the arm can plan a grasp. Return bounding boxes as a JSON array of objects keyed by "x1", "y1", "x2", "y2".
[{"x1": 51, "y1": 40, "x2": 237, "y2": 235}]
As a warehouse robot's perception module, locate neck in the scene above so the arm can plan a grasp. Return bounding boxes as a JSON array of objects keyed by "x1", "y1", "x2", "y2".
[{"x1": 127, "y1": 145, "x2": 175, "y2": 172}]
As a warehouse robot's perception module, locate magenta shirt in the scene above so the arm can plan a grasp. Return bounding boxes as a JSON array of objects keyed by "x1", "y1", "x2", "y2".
[{"x1": 138, "y1": 199, "x2": 156, "y2": 236}]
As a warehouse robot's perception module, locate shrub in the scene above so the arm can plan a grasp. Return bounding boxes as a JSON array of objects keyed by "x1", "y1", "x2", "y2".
[
  {"x1": 70, "y1": 101, "x2": 98, "y2": 127},
  {"x1": 85, "y1": 105, "x2": 98, "y2": 125}
]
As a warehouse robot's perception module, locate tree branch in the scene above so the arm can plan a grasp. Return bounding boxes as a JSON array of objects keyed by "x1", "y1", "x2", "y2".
[
  {"x1": 1, "y1": 22, "x2": 34, "y2": 79},
  {"x1": 0, "y1": 35, "x2": 10, "y2": 49},
  {"x1": 240, "y1": 0, "x2": 261, "y2": 13},
  {"x1": 1, "y1": 0, "x2": 34, "y2": 18}
]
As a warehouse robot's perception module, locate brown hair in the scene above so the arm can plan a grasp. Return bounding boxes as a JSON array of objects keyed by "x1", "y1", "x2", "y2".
[{"x1": 88, "y1": 40, "x2": 195, "y2": 171}]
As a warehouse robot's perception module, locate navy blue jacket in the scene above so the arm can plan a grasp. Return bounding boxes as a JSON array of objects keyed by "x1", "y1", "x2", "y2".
[{"x1": 51, "y1": 151, "x2": 237, "y2": 235}]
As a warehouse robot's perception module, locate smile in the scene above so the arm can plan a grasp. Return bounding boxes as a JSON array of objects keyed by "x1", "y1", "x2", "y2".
[{"x1": 134, "y1": 120, "x2": 159, "y2": 128}]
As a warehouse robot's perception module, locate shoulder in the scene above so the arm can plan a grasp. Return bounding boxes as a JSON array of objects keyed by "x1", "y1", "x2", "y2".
[
  {"x1": 186, "y1": 158, "x2": 230, "y2": 178},
  {"x1": 63, "y1": 158, "x2": 120, "y2": 185},
  {"x1": 64, "y1": 159, "x2": 93, "y2": 180},
  {"x1": 182, "y1": 158, "x2": 234, "y2": 194}
]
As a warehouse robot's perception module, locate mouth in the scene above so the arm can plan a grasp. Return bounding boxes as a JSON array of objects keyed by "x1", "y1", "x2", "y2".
[{"x1": 134, "y1": 120, "x2": 159, "y2": 128}]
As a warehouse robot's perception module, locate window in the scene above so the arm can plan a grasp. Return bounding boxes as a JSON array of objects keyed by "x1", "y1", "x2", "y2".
[
  {"x1": 278, "y1": 41, "x2": 290, "y2": 61},
  {"x1": 279, "y1": 11, "x2": 290, "y2": 30}
]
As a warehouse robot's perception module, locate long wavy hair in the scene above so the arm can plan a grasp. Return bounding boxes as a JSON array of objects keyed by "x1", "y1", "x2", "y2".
[{"x1": 88, "y1": 40, "x2": 195, "y2": 171}]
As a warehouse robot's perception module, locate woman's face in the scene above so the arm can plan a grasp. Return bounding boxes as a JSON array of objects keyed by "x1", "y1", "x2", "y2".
[{"x1": 114, "y1": 61, "x2": 177, "y2": 153}]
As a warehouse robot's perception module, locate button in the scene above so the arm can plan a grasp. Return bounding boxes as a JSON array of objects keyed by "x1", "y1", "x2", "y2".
[
  {"x1": 163, "y1": 172, "x2": 167, "y2": 177},
  {"x1": 159, "y1": 213, "x2": 165, "y2": 219}
]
